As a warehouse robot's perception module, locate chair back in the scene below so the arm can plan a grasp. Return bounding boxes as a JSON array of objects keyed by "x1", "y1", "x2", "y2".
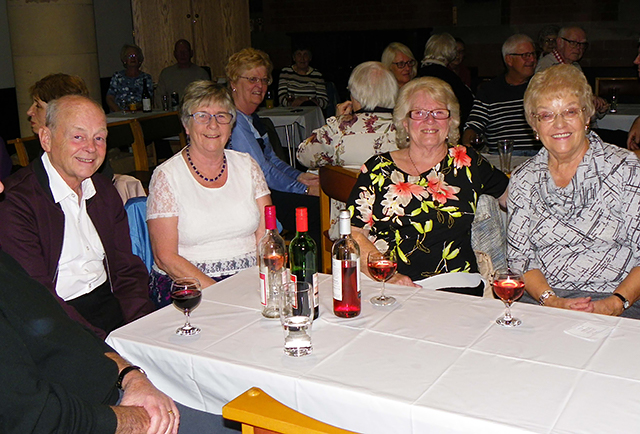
[
  {"x1": 595, "y1": 77, "x2": 640, "y2": 103},
  {"x1": 222, "y1": 387, "x2": 356, "y2": 434},
  {"x1": 7, "y1": 136, "x2": 42, "y2": 167},
  {"x1": 319, "y1": 165, "x2": 359, "y2": 273},
  {"x1": 137, "y1": 111, "x2": 187, "y2": 150},
  {"x1": 107, "y1": 119, "x2": 151, "y2": 187},
  {"x1": 124, "y1": 196, "x2": 153, "y2": 272}
]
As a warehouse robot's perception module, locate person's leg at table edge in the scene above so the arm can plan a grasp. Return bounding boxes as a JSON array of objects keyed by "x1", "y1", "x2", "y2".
[{"x1": 175, "y1": 402, "x2": 241, "y2": 433}]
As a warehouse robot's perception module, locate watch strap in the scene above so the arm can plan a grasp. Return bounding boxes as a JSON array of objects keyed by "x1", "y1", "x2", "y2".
[
  {"x1": 538, "y1": 289, "x2": 556, "y2": 306},
  {"x1": 116, "y1": 365, "x2": 146, "y2": 390}
]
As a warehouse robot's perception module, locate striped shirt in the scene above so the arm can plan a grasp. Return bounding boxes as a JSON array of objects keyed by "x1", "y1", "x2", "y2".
[
  {"x1": 464, "y1": 75, "x2": 539, "y2": 152},
  {"x1": 278, "y1": 66, "x2": 328, "y2": 108}
]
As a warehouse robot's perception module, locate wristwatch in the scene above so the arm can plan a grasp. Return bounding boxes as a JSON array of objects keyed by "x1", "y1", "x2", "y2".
[
  {"x1": 116, "y1": 365, "x2": 146, "y2": 390},
  {"x1": 613, "y1": 293, "x2": 630, "y2": 310},
  {"x1": 538, "y1": 289, "x2": 556, "y2": 306}
]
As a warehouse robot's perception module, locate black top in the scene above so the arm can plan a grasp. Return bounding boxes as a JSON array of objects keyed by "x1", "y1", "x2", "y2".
[{"x1": 0, "y1": 250, "x2": 119, "y2": 433}]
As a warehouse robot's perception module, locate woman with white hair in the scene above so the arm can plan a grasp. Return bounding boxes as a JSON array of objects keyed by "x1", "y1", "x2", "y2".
[
  {"x1": 418, "y1": 33, "x2": 474, "y2": 128},
  {"x1": 381, "y1": 42, "x2": 417, "y2": 88}
]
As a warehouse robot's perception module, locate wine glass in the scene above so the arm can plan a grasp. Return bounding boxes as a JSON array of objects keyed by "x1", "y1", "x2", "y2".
[
  {"x1": 492, "y1": 268, "x2": 525, "y2": 327},
  {"x1": 171, "y1": 277, "x2": 202, "y2": 335},
  {"x1": 368, "y1": 250, "x2": 397, "y2": 306}
]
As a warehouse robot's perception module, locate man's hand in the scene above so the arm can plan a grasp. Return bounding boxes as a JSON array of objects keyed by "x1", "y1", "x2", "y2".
[
  {"x1": 119, "y1": 371, "x2": 180, "y2": 434},
  {"x1": 627, "y1": 116, "x2": 640, "y2": 150},
  {"x1": 297, "y1": 172, "x2": 319, "y2": 186},
  {"x1": 593, "y1": 96, "x2": 609, "y2": 115},
  {"x1": 112, "y1": 406, "x2": 150, "y2": 434},
  {"x1": 336, "y1": 101, "x2": 353, "y2": 116}
]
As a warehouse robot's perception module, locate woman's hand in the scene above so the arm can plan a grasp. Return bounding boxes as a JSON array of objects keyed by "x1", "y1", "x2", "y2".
[
  {"x1": 545, "y1": 294, "x2": 594, "y2": 312},
  {"x1": 387, "y1": 273, "x2": 421, "y2": 287},
  {"x1": 297, "y1": 172, "x2": 319, "y2": 186},
  {"x1": 336, "y1": 101, "x2": 353, "y2": 116}
]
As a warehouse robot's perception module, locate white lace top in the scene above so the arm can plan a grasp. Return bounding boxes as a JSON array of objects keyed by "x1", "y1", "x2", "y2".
[{"x1": 147, "y1": 149, "x2": 269, "y2": 275}]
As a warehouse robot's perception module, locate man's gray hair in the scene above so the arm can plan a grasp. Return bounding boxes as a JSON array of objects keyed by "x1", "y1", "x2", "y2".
[
  {"x1": 422, "y1": 33, "x2": 457, "y2": 66},
  {"x1": 558, "y1": 26, "x2": 586, "y2": 39},
  {"x1": 502, "y1": 34, "x2": 535, "y2": 62},
  {"x1": 45, "y1": 95, "x2": 104, "y2": 132},
  {"x1": 348, "y1": 61, "x2": 399, "y2": 110}
]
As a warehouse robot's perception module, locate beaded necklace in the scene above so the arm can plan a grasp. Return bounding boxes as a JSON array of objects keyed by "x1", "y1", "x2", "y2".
[{"x1": 185, "y1": 145, "x2": 226, "y2": 182}]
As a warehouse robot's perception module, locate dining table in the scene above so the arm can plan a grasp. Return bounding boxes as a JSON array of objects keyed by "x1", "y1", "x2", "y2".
[
  {"x1": 256, "y1": 105, "x2": 325, "y2": 167},
  {"x1": 594, "y1": 104, "x2": 640, "y2": 132},
  {"x1": 106, "y1": 268, "x2": 640, "y2": 433}
]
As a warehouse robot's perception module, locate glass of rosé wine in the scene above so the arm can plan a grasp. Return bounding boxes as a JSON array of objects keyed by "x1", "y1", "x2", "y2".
[
  {"x1": 171, "y1": 277, "x2": 202, "y2": 335},
  {"x1": 367, "y1": 250, "x2": 397, "y2": 306},
  {"x1": 492, "y1": 268, "x2": 525, "y2": 327}
]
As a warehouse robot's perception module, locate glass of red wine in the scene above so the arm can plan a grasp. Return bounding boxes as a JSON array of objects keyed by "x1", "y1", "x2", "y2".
[
  {"x1": 171, "y1": 277, "x2": 202, "y2": 336},
  {"x1": 368, "y1": 250, "x2": 397, "y2": 306},
  {"x1": 492, "y1": 268, "x2": 525, "y2": 327}
]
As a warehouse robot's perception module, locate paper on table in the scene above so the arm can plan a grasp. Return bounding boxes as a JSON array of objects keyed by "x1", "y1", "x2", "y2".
[
  {"x1": 564, "y1": 322, "x2": 612, "y2": 341},
  {"x1": 413, "y1": 272, "x2": 485, "y2": 290}
]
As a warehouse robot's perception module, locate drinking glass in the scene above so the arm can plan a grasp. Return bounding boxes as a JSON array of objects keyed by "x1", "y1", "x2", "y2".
[
  {"x1": 497, "y1": 139, "x2": 514, "y2": 175},
  {"x1": 492, "y1": 268, "x2": 525, "y2": 327},
  {"x1": 368, "y1": 250, "x2": 397, "y2": 306},
  {"x1": 171, "y1": 277, "x2": 202, "y2": 336},
  {"x1": 279, "y1": 281, "x2": 313, "y2": 357},
  {"x1": 470, "y1": 133, "x2": 488, "y2": 152}
]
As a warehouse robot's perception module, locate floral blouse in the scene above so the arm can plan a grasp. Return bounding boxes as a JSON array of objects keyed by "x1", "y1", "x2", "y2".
[
  {"x1": 106, "y1": 70, "x2": 153, "y2": 110},
  {"x1": 347, "y1": 146, "x2": 508, "y2": 281}
]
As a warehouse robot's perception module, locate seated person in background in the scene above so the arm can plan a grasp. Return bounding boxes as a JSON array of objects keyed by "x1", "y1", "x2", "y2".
[
  {"x1": 106, "y1": 44, "x2": 153, "y2": 113},
  {"x1": 226, "y1": 48, "x2": 321, "y2": 249},
  {"x1": 381, "y1": 42, "x2": 417, "y2": 89},
  {"x1": 626, "y1": 43, "x2": 640, "y2": 150},
  {"x1": 448, "y1": 37, "x2": 471, "y2": 88},
  {"x1": 0, "y1": 95, "x2": 154, "y2": 338},
  {"x1": 347, "y1": 77, "x2": 508, "y2": 295},
  {"x1": 462, "y1": 34, "x2": 540, "y2": 156},
  {"x1": 147, "y1": 81, "x2": 271, "y2": 308},
  {"x1": 155, "y1": 39, "x2": 210, "y2": 108},
  {"x1": 297, "y1": 61, "x2": 399, "y2": 239},
  {"x1": 536, "y1": 24, "x2": 559, "y2": 60},
  {"x1": 418, "y1": 33, "x2": 474, "y2": 129},
  {"x1": 508, "y1": 65, "x2": 640, "y2": 318},
  {"x1": 277, "y1": 47, "x2": 328, "y2": 109}
]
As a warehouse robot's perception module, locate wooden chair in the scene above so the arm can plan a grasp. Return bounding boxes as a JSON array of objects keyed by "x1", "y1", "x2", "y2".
[
  {"x1": 222, "y1": 387, "x2": 356, "y2": 434},
  {"x1": 595, "y1": 77, "x2": 640, "y2": 104},
  {"x1": 7, "y1": 135, "x2": 42, "y2": 167},
  {"x1": 319, "y1": 166, "x2": 359, "y2": 274},
  {"x1": 136, "y1": 111, "x2": 187, "y2": 162},
  {"x1": 107, "y1": 119, "x2": 151, "y2": 187}
]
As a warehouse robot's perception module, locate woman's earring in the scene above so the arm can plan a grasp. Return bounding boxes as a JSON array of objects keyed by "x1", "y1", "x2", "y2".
[
  {"x1": 534, "y1": 131, "x2": 539, "y2": 141},
  {"x1": 585, "y1": 124, "x2": 589, "y2": 131}
]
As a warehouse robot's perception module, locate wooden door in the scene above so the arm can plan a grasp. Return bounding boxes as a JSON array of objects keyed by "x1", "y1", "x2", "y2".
[
  {"x1": 190, "y1": 0, "x2": 251, "y2": 79},
  {"x1": 130, "y1": 0, "x2": 194, "y2": 81}
]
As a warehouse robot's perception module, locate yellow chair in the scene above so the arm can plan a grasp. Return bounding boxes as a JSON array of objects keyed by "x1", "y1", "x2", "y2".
[
  {"x1": 222, "y1": 387, "x2": 357, "y2": 434},
  {"x1": 7, "y1": 135, "x2": 41, "y2": 167},
  {"x1": 318, "y1": 166, "x2": 359, "y2": 274}
]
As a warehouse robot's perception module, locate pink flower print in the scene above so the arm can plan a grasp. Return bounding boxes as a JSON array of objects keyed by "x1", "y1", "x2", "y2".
[
  {"x1": 427, "y1": 171, "x2": 460, "y2": 205},
  {"x1": 449, "y1": 145, "x2": 472, "y2": 169}
]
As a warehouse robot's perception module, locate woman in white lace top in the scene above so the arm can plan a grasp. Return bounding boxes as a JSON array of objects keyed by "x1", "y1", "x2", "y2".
[{"x1": 147, "y1": 81, "x2": 271, "y2": 307}]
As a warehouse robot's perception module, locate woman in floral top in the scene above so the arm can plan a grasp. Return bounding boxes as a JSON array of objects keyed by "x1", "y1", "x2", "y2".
[
  {"x1": 106, "y1": 45, "x2": 153, "y2": 113},
  {"x1": 347, "y1": 77, "x2": 508, "y2": 295}
]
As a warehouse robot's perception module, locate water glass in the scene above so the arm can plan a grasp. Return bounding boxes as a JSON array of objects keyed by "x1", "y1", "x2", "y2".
[
  {"x1": 279, "y1": 281, "x2": 313, "y2": 357},
  {"x1": 498, "y1": 139, "x2": 514, "y2": 175}
]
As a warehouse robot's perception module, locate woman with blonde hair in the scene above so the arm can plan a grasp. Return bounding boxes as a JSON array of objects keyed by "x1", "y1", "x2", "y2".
[
  {"x1": 508, "y1": 64, "x2": 640, "y2": 318},
  {"x1": 381, "y1": 42, "x2": 417, "y2": 88},
  {"x1": 347, "y1": 77, "x2": 508, "y2": 294},
  {"x1": 106, "y1": 44, "x2": 152, "y2": 112}
]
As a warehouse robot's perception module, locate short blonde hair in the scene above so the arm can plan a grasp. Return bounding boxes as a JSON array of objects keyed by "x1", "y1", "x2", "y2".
[
  {"x1": 422, "y1": 33, "x2": 457, "y2": 66},
  {"x1": 181, "y1": 80, "x2": 236, "y2": 127},
  {"x1": 523, "y1": 64, "x2": 595, "y2": 129},
  {"x1": 393, "y1": 77, "x2": 460, "y2": 148},
  {"x1": 381, "y1": 42, "x2": 418, "y2": 78},
  {"x1": 225, "y1": 48, "x2": 273, "y2": 85}
]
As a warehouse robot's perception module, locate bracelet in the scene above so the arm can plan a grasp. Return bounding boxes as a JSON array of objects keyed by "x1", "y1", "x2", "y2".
[
  {"x1": 538, "y1": 289, "x2": 556, "y2": 306},
  {"x1": 116, "y1": 365, "x2": 146, "y2": 390}
]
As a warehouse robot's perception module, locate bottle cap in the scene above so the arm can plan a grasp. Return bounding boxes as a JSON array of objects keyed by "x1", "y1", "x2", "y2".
[
  {"x1": 339, "y1": 210, "x2": 351, "y2": 235},
  {"x1": 264, "y1": 205, "x2": 277, "y2": 230},
  {"x1": 295, "y1": 207, "x2": 308, "y2": 233}
]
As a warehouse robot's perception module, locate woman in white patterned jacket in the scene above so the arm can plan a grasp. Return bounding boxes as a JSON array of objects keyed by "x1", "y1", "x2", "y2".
[{"x1": 508, "y1": 64, "x2": 640, "y2": 319}]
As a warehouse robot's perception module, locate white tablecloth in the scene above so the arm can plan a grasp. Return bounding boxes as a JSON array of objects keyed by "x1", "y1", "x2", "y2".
[
  {"x1": 595, "y1": 104, "x2": 640, "y2": 131},
  {"x1": 107, "y1": 268, "x2": 640, "y2": 433}
]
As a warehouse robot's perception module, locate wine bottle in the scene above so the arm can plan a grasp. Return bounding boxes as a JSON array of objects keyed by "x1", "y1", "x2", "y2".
[
  {"x1": 142, "y1": 78, "x2": 152, "y2": 113},
  {"x1": 258, "y1": 205, "x2": 287, "y2": 319},
  {"x1": 332, "y1": 210, "x2": 361, "y2": 318},
  {"x1": 289, "y1": 207, "x2": 319, "y2": 319}
]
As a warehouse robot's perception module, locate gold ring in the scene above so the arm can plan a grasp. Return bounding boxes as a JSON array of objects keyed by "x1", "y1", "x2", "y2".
[{"x1": 168, "y1": 410, "x2": 174, "y2": 415}]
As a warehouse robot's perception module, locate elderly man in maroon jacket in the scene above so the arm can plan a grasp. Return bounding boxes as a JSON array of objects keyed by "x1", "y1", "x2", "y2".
[{"x1": 0, "y1": 95, "x2": 153, "y2": 338}]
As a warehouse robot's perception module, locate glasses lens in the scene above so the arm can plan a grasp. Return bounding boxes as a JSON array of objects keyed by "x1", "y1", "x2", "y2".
[
  {"x1": 409, "y1": 110, "x2": 426, "y2": 120},
  {"x1": 215, "y1": 113, "x2": 233, "y2": 124},
  {"x1": 433, "y1": 110, "x2": 450, "y2": 119}
]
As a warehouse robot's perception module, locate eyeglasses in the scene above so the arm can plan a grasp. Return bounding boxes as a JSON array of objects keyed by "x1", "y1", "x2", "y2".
[
  {"x1": 508, "y1": 52, "x2": 536, "y2": 59},
  {"x1": 542, "y1": 38, "x2": 556, "y2": 45},
  {"x1": 561, "y1": 37, "x2": 589, "y2": 50},
  {"x1": 409, "y1": 109, "x2": 451, "y2": 121},
  {"x1": 190, "y1": 111, "x2": 234, "y2": 125},
  {"x1": 239, "y1": 76, "x2": 272, "y2": 86},
  {"x1": 392, "y1": 60, "x2": 416, "y2": 69},
  {"x1": 532, "y1": 107, "x2": 586, "y2": 123}
]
